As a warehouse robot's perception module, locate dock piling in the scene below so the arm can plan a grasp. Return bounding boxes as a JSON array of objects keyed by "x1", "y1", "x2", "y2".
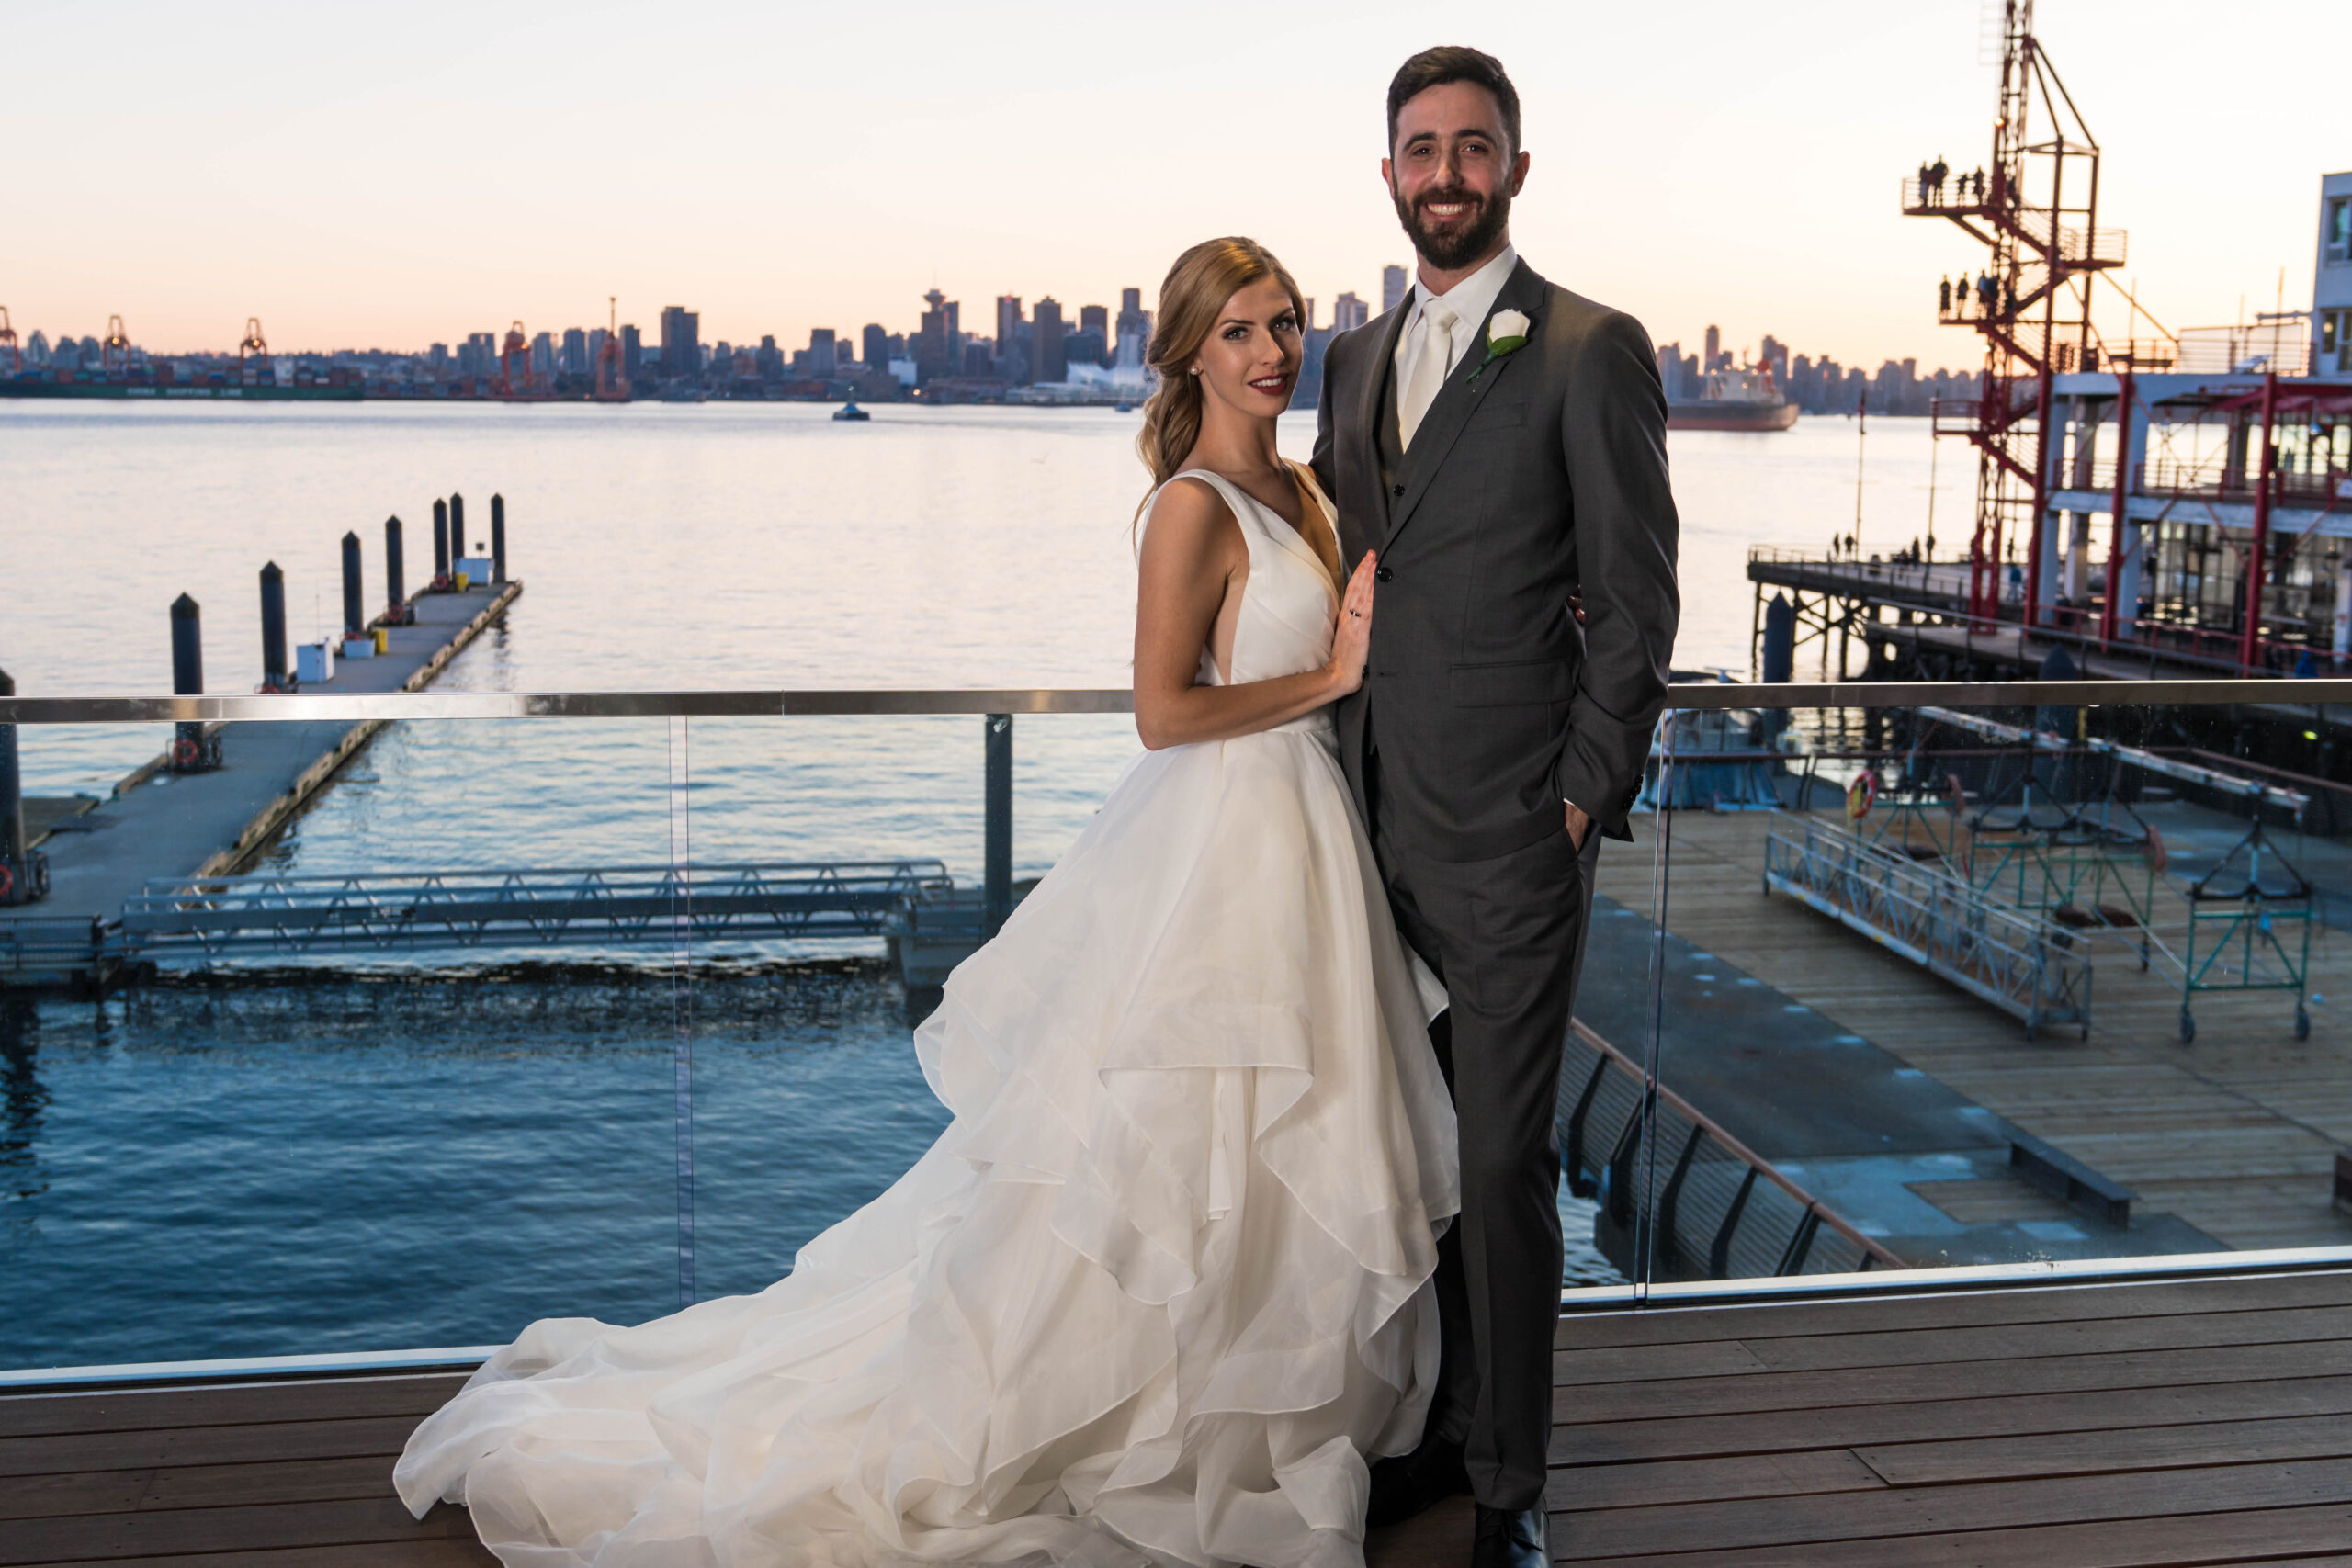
[
  {"x1": 259, "y1": 563, "x2": 289, "y2": 692},
  {"x1": 491, "y1": 493, "x2": 507, "y2": 585},
  {"x1": 340, "y1": 532, "x2": 364, "y2": 639},
  {"x1": 0, "y1": 668, "x2": 46, "y2": 906},
  {"x1": 983, "y1": 715, "x2": 1012, "y2": 939},
  {"x1": 169, "y1": 594, "x2": 220, "y2": 773},
  {"x1": 450, "y1": 493, "x2": 467, "y2": 558},
  {"x1": 384, "y1": 516, "x2": 413, "y2": 625},
  {"x1": 432, "y1": 498, "x2": 450, "y2": 588},
  {"x1": 1763, "y1": 593, "x2": 1796, "y2": 684}
]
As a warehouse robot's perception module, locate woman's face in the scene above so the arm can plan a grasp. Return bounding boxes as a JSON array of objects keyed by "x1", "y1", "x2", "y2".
[{"x1": 1192, "y1": 275, "x2": 1302, "y2": 419}]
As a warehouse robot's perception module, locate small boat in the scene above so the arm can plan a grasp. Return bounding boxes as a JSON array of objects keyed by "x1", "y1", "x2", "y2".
[
  {"x1": 833, "y1": 399, "x2": 870, "y2": 422},
  {"x1": 1114, "y1": 400, "x2": 1134, "y2": 413}
]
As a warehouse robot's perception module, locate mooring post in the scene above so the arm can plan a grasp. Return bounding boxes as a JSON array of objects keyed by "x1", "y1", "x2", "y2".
[
  {"x1": 983, "y1": 714, "x2": 1012, "y2": 940},
  {"x1": 491, "y1": 493, "x2": 507, "y2": 584},
  {"x1": 384, "y1": 515, "x2": 406, "y2": 621},
  {"x1": 340, "y1": 531, "x2": 365, "y2": 638},
  {"x1": 0, "y1": 667, "x2": 29, "y2": 905},
  {"x1": 432, "y1": 497, "x2": 450, "y2": 586},
  {"x1": 450, "y1": 493, "x2": 467, "y2": 564},
  {"x1": 259, "y1": 562, "x2": 288, "y2": 691},
  {"x1": 170, "y1": 592, "x2": 214, "y2": 773}
]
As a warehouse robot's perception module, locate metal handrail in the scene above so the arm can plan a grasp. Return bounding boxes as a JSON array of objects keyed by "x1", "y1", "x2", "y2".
[{"x1": 6, "y1": 678, "x2": 2352, "y2": 726}]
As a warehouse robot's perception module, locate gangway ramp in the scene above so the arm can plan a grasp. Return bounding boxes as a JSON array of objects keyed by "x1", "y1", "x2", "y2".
[
  {"x1": 119, "y1": 860, "x2": 952, "y2": 960},
  {"x1": 1763, "y1": 812, "x2": 2092, "y2": 1039}
]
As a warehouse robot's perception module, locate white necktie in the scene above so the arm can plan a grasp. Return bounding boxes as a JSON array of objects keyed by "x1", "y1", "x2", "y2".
[{"x1": 1398, "y1": 299, "x2": 1459, "y2": 451}]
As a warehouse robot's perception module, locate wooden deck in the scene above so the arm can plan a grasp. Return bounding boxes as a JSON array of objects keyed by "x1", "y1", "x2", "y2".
[
  {"x1": 1595, "y1": 809, "x2": 2352, "y2": 1255},
  {"x1": 5, "y1": 1265, "x2": 2350, "y2": 1564}
]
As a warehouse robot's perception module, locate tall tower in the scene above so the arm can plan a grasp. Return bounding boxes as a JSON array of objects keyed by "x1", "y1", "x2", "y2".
[{"x1": 1382, "y1": 265, "x2": 1409, "y2": 315}]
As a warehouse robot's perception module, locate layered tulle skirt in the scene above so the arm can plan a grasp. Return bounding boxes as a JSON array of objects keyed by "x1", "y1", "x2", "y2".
[{"x1": 394, "y1": 721, "x2": 1458, "y2": 1568}]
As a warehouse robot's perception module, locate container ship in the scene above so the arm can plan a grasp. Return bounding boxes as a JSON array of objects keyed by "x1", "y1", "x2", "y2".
[
  {"x1": 1, "y1": 372, "x2": 360, "y2": 401},
  {"x1": 1668, "y1": 364, "x2": 1798, "y2": 432}
]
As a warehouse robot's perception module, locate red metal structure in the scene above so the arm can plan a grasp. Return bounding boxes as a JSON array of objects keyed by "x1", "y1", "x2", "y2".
[
  {"x1": 101, "y1": 315, "x2": 131, "y2": 374},
  {"x1": 1906, "y1": 0, "x2": 2127, "y2": 626},
  {"x1": 595, "y1": 297, "x2": 628, "y2": 401},
  {"x1": 0, "y1": 308, "x2": 17, "y2": 374},
  {"x1": 495, "y1": 321, "x2": 531, "y2": 397},
  {"x1": 239, "y1": 318, "x2": 270, "y2": 377}
]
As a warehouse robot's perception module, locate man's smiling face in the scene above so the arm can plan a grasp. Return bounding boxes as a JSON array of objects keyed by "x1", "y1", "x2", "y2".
[{"x1": 1384, "y1": 79, "x2": 1530, "y2": 275}]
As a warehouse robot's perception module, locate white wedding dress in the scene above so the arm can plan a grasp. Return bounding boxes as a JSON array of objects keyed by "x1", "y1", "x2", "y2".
[{"x1": 395, "y1": 468, "x2": 1459, "y2": 1568}]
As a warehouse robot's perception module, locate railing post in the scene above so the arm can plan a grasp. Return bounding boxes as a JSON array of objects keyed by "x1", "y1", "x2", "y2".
[
  {"x1": 0, "y1": 667, "x2": 42, "y2": 906},
  {"x1": 983, "y1": 713, "x2": 1012, "y2": 939}
]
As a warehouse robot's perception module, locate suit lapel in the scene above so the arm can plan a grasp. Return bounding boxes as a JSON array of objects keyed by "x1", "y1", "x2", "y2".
[
  {"x1": 1384, "y1": 260, "x2": 1546, "y2": 551},
  {"x1": 1355, "y1": 304, "x2": 1411, "y2": 545}
]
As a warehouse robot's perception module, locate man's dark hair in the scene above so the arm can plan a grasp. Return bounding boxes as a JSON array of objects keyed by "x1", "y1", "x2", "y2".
[{"x1": 1385, "y1": 46, "x2": 1521, "y2": 158}]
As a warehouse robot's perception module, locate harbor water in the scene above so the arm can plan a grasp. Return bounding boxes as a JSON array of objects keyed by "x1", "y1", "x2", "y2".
[{"x1": 0, "y1": 402, "x2": 1950, "y2": 1365}]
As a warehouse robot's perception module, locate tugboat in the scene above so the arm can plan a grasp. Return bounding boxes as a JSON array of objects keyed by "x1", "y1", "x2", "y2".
[
  {"x1": 1668, "y1": 363, "x2": 1798, "y2": 432},
  {"x1": 832, "y1": 397, "x2": 870, "y2": 422}
]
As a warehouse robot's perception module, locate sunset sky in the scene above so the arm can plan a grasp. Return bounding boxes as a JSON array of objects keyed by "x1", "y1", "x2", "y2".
[{"x1": 6, "y1": 0, "x2": 2346, "y2": 370}]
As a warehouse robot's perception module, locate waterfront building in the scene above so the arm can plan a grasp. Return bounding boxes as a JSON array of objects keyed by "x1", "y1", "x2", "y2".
[
  {"x1": 621, "y1": 325, "x2": 643, "y2": 383},
  {"x1": 809, "y1": 329, "x2": 838, "y2": 380},
  {"x1": 1114, "y1": 288, "x2": 1149, "y2": 363},
  {"x1": 1079, "y1": 303, "x2": 1109, "y2": 367},
  {"x1": 660, "y1": 306, "x2": 699, "y2": 379},
  {"x1": 2318, "y1": 170, "x2": 2351, "y2": 376},
  {"x1": 1382, "y1": 264, "x2": 1408, "y2": 315},
  {"x1": 1031, "y1": 297, "x2": 1066, "y2": 385},
  {"x1": 916, "y1": 290, "x2": 958, "y2": 384},
  {"x1": 530, "y1": 333, "x2": 555, "y2": 377},
  {"x1": 1331, "y1": 293, "x2": 1367, "y2": 333},
  {"x1": 24, "y1": 329, "x2": 49, "y2": 366},
  {"x1": 1060, "y1": 328, "x2": 1106, "y2": 371},
  {"x1": 863, "y1": 323, "x2": 888, "y2": 371},
  {"x1": 560, "y1": 328, "x2": 588, "y2": 377}
]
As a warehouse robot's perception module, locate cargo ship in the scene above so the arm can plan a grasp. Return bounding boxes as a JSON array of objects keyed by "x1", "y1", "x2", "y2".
[{"x1": 1668, "y1": 364, "x2": 1797, "y2": 432}]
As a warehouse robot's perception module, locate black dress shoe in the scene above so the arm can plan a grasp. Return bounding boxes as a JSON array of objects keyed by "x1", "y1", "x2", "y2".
[
  {"x1": 1472, "y1": 1503, "x2": 1547, "y2": 1568},
  {"x1": 1365, "y1": 1434, "x2": 1469, "y2": 1529}
]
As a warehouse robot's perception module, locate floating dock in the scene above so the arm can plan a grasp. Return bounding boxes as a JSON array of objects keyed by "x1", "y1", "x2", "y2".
[{"x1": 0, "y1": 579, "x2": 520, "y2": 987}]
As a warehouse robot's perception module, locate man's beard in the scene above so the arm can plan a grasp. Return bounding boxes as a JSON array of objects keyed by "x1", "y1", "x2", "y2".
[{"x1": 1391, "y1": 179, "x2": 1511, "y2": 272}]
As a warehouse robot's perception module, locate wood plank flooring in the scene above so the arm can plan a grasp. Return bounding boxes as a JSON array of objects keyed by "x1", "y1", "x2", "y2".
[
  {"x1": 7, "y1": 1269, "x2": 2347, "y2": 1563},
  {"x1": 1595, "y1": 810, "x2": 2352, "y2": 1253}
]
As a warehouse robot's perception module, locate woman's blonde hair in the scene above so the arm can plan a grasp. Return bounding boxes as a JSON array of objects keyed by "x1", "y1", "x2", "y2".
[{"x1": 1134, "y1": 237, "x2": 1306, "y2": 522}]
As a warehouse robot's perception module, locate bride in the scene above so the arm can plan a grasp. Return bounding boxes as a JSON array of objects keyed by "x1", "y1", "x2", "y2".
[{"x1": 395, "y1": 237, "x2": 1460, "y2": 1568}]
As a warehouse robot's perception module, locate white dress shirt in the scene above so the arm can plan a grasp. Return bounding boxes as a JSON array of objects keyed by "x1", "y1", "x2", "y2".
[{"x1": 1391, "y1": 243, "x2": 1520, "y2": 407}]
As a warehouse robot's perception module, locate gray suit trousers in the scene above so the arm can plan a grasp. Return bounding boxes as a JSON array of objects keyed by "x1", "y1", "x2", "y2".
[{"x1": 1366, "y1": 734, "x2": 1600, "y2": 1512}]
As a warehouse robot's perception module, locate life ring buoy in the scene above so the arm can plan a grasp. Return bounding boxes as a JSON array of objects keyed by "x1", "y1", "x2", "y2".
[
  {"x1": 1846, "y1": 772, "x2": 1879, "y2": 822},
  {"x1": 172, "y1": 736, "x2": 200, "y2": 767},
  {"x1": 0, "y1": 863, "x2": 13, "y2": 900}
]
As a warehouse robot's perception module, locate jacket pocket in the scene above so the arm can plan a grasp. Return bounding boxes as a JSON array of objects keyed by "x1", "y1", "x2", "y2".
[{"x1": 1447, "y1": 658, "x2": 1574, "y2": 707}]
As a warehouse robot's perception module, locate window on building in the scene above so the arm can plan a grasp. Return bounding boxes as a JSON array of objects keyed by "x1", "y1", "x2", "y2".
[
  {"x1": 2330, "y1": 197, "x2": 2351, "y2": 265},
  {"x1": 2326, "y1": 309, "x2": 2350, "y2": 374}
]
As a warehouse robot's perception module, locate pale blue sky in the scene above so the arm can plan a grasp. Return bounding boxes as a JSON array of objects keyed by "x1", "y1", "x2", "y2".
[{"x1": 6, "y1": 0, "x2": 2346, "y2": 367}]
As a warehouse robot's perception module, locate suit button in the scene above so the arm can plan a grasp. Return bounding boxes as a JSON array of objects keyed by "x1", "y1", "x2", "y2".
[
  {"x1": 1375, "y1": 566, "x2": 1393, "y2": 582},
  {"x1": 1390, "y1": 483, "x2": 1405, "y2": 496}
]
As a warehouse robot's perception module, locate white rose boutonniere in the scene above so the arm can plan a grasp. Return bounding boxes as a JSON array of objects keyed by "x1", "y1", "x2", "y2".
[{"x1": 1469, "y1": 309, "x2": 1532, "y2": 383}]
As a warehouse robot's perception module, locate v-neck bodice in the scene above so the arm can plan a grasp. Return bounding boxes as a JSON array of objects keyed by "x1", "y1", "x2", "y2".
[{"x1": 1154, "y1": 467, "x2": 1340, "y2": 692}]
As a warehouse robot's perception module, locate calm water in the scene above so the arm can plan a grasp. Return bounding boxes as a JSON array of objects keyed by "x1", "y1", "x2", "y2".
[{"x1": 0, "y1": 402, "x2": 1945, "y2": 1364}]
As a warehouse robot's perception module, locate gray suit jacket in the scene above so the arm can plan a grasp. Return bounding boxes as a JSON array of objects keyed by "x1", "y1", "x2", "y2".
[{"x1": 1311, "y1": 258, "x2": 1679, "y2": 861}]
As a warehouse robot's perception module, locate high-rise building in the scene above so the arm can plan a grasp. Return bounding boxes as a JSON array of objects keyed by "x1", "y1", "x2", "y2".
[
  {"x1": 560, "y1": 327, "x2": 588, "y2": 376},
  {"x1": 661, "y1": 306, "x2": 700, "y2": 378},
  {"x1": 917, "y1": 289, "x2": 957, "y2": 383},
  {"x1": 1114, "y1": 288, "x2": 1149, "y2": 364},
  {"x1": 996, "y1": 295, "x2": 1023, "y2": 349},
  {"x1": 1382, "y1": 265, "x2": 1409, "y2": 315},
  {"x1": 530, "y1": 332, "x2": 555, "y2": 376},
  {"x1": 809, "y1": 328, "x2": 838, "y2": 379},
  {"x1": 1079, "y1": 303, "x2": 1109, "y2": 367},
  {"x1": 1332, "y1": 293, "x2": 1369, "y2": 332},
  {"x1": 863, "y1": 323, "x2": 888, "y2": 369},
  {"x1": 1031, "y1": 297, "x2": 1067, "y2": 383},
  {"x1": 621, "y1": 324, "x2": 643, "y2": 381},
  {"x1": 1703, "y1": 323, "x2": 1723, "y2": 371}
]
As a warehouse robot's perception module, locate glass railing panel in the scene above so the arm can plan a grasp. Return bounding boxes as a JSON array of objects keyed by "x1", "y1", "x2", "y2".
[
  {"x1": 1622, "y1": 690, "x2": 2349, "y2": 1293},
  {"x1": 0, "y1": 714, "x2": 684, "y2": 1369}
]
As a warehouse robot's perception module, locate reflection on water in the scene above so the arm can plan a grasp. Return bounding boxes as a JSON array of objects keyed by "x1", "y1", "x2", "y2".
[{"x1": 0, "y1": 968, "x2": 1616, "y2": 1368}]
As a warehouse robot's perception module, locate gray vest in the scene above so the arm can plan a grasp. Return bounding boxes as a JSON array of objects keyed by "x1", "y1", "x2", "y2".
[{"x1": 1376, "y1": 352, "x2": 1405, "y2": 500}]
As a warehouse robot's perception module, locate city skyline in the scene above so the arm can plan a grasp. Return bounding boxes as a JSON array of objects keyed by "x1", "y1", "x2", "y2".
[{"x1": 6, "y1": 1, "x2": 2346, "y2": 366}]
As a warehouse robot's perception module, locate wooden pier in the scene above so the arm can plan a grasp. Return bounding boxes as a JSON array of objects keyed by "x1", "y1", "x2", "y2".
[
  {"x1": 5, "y1": 1260, "x2": 2350, "y2": 1564},
  {"x1": 0, "y1": 580, "x2": 521, "y2": 987}
]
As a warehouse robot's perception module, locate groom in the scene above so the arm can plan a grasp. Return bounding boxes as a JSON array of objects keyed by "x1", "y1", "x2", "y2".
[{"x1": 1311, "y1": 45, "x2": 1679, "y2": 1568}]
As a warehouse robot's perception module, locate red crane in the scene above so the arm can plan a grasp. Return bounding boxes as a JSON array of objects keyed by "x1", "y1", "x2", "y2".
[
  {"x1": 239, "y1": 318, "x2": 271, "y2": 381},
  {"x1": 102, "y1": 315, "x2": 131, "y2": 375},
  {"x1": 495, "y1": 321, "x2": 530, "y2": 397},
  {"x1": 1905, "y1": 0, "x2": 2129, "y2": 626}
]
